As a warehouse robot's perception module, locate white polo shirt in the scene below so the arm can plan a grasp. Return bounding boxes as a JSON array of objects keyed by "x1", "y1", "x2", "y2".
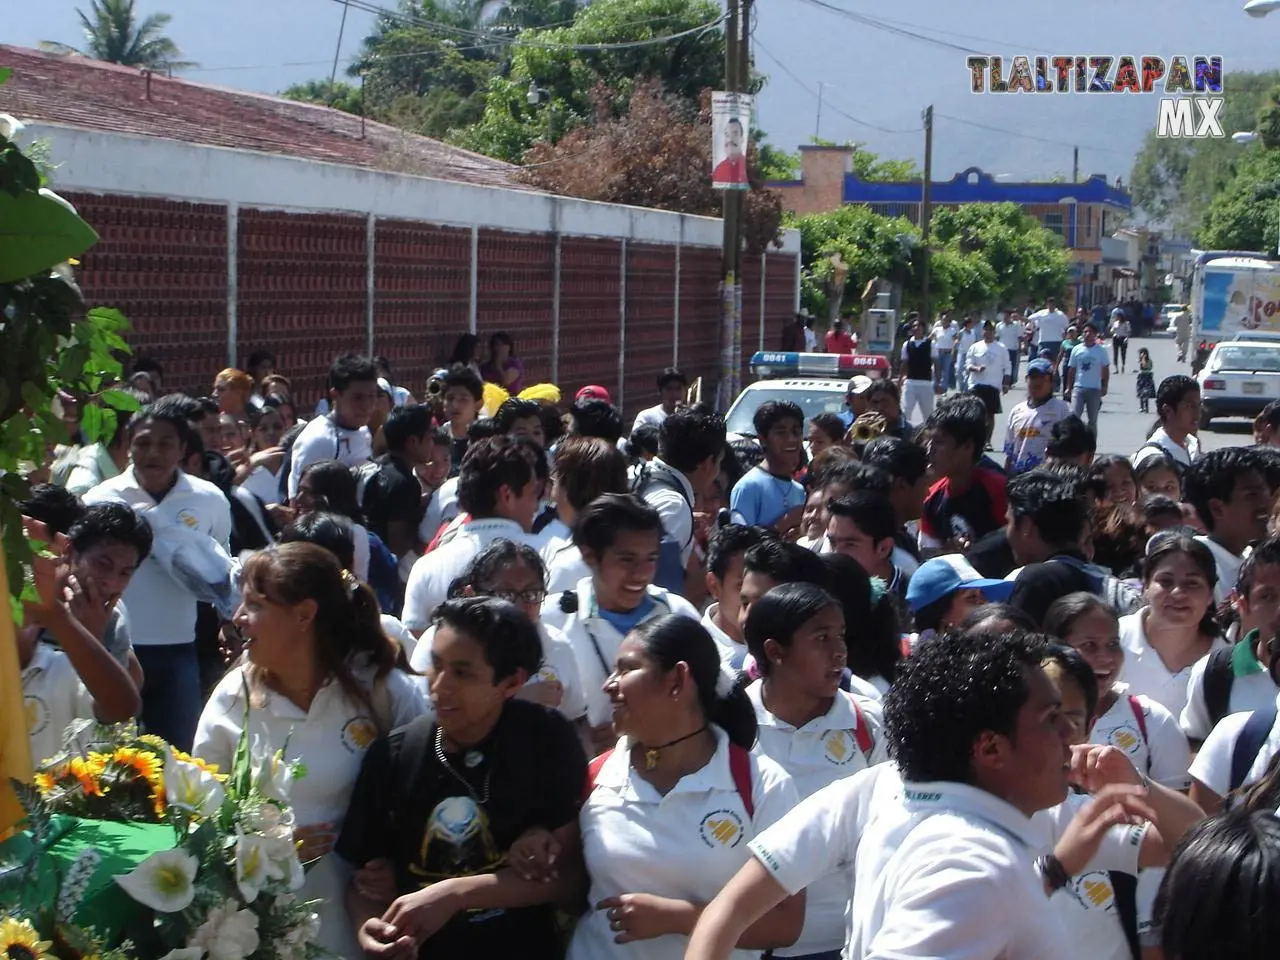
[
  {"x1": 996, "y1": 319, "x2": 1024, "y2": 352},
  {"x1": 1032, "y1": 308, "x2": 1070, "y2": 343},
  {"x1": 408, "y1": 621, "x2": 587, "y2": 722},
  {"x1": 401, "y1": 517, "x2": 532, "y2": 634},
  {"x1": 703, "y1": 604, "x2": 748, "y2": 672},
  {"x1": 194, "y1": 659, "x2": 423, "y2": 959},
  {"x1": 1180, "y1": 646, "x2": 1279, "y2": 741},
  {"x1": 930, "y1": 322, "x2": 957, "y2": 352},
  {"x1": 1090, "y1": 684, "x2": 1190, "y2": 789},
  {"x1": 542, "y1": 579, "x2": 699, "y2": 727},
  {"x1": 286, "y1": 413, "x2": 373, "y2": 499},
  {"x1": 417, "y1": 477, "x2": 461, "y2": 543},
  {"x1": 966, "y1": 339, "x2": 1012, "y2": 389},
  {"x1": 1117, "y1": 610, "x2": 1228, "y2": 720},
  {"x1": 638, "y1": 459, "x2": 697, "y2": 566},
  {"x1": 567, "y1": 726, "x2": 798, "y2": 960},
  {"x1": 1188, "y1": 692, "x2": 1280, "y2": 801},
  {"x1": 23, "y1": 644, "x2": 95, "y2": 766},
  {"x1": 534, "y1": 517, "x2": 573, "y2": 564},
  {"x1": 1133, "y1": 428, "x2": 1200, "y2": 471},
  {"x1": 848, "y1": 778, "x2": 1073, "y2": 959},
  {"x1": 545, "y1": 539, "x2": 590, "y2": 596},
  {"x1": 1195, "y1": 535, "x2": 1244, "y2": 605},
  {"x1": 629, "y1": 404, "x2": 670, "y2": 436},
  {"x1": 746, "y1": 681, "x2": 886, "y2": 957},
  {"x1": 83, "y1": 467, "x2": 231, "y2": 647}
]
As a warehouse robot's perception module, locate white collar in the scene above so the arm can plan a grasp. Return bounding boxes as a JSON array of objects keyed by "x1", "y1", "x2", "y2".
[
  {"x1": 1196, "y1": 534, "x2": 1244, "y2": 568},
  {"x1": 900, "y1": 778, "x2": 1042, "y2": 849},
  {"x1": 576, "y1": 578, "x2": 675, "y2": 622},
  {"x1": 650, "y1": 458, "x2": 696, "y2": 502},
  {"x1": 745, "y1": 678, "x2": 862, "y2": 733},
  {"x1": 701, "y1": 605, "x2": 741, "y2": 649},
  {"x1": 593, "y1": 725, "x2": 739, "y2": 796}
]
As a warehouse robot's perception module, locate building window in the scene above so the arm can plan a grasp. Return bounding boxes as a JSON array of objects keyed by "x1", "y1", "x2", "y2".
[{"x1": 1043, "y1": 212, "x2": 1064, "y2": 237}]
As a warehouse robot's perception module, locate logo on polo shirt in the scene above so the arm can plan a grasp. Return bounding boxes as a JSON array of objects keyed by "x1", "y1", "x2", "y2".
[
  {"x1": 822, "y1": 730, "x2": 856, "y2": 765},
  {"x1": 24, "y1": 695, "x2": 49, "y2": 736},
  {"x1": 1107, "y1": 724, "x2": 1141, "y2": 754},
  {"x1": 175, "y1": 509, "x2": 200, "y2": 529},
  {"x1": 1071, "y1": 872, "x2": 1116, "y2": 913},
  {"x1": 340, "y1": 716, "x2": 379, "y2": 753},
  {"x1": 699, "y1": 809, "x2": 745, "y2": 848}
]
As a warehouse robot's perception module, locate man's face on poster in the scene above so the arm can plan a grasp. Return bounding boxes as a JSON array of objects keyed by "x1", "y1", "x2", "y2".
[{"x1": 725, "y1": 119, "x2": 743, "y2": 157}]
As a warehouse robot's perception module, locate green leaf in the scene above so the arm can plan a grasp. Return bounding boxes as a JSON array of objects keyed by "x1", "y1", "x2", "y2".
[
  {"x1": 0, "y1": 68, "x2": 11, "y2": 87},
  {"x1": 0, "y1": 189, "x2": 99, "y2": 283},
  {"x1": 101, "y1": 389, "x2": 142, "y2": 413},
  {"x1": 20, "y1": 380, "x2": 48, "y2": 412},
  {"x1": 80, "y1": 403, "x2": 103, "y2": 443},
  {"x1": 86, "y1": 307, "x2": 130, "y2": 332}
]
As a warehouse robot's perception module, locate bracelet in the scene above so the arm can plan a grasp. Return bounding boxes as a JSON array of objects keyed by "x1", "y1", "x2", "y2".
[{"x1": 1036, "y1": 854, "x2": 1071, "y2": 893}]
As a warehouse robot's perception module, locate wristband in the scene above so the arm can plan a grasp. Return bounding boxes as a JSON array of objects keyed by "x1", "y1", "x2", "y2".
[{"x1": 1036, "y1": 854, "x2": 1071, "y2": 893}]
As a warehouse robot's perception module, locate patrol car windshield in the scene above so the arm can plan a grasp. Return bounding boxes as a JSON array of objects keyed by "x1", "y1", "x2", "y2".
[{"x1": 725, "y1": 388, "x2": 847, "y2": 436}]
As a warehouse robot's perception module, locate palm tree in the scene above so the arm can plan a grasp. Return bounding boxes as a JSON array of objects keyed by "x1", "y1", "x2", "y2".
[{"x1": 40, "y1": 0, "x2": 197, "y2": 74}]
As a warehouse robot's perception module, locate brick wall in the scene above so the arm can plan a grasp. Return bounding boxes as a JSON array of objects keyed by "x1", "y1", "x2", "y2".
[{"x1": 67, "y1": 192, "x2": 798, "y2": 416}]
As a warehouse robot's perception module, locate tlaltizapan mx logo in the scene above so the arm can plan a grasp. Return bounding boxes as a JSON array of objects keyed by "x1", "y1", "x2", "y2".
[{"x1": 966, "y1": 55, "x2": 1225, "y2": 140}]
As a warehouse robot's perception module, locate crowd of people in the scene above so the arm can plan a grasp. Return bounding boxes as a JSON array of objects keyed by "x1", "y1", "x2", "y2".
[{"x1": 17, "y1": 324, "x2": 1280, "y2": 960}]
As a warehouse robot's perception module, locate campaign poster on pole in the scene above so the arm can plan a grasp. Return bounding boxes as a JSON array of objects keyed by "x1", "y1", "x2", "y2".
[{"x1": 711, "y1": 91, "x2": 752, "y2": 191}]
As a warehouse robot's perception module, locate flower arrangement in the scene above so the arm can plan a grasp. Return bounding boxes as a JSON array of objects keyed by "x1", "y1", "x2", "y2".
[{"x1": 3, "y1": 700, "x2": 321, "y2": 960}]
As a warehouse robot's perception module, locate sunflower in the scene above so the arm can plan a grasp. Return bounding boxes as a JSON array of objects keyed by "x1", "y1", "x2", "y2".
[
  {"x1": 32, "y1": 772, "x2": 55, "y2": 796},
  {"x1": 0, "y1": 917, "x2": 55, "y2": 960},
  {"x1": 168, "y1": 748, "x2": 224, "y2": 779},
  {"x1": 65, "y1": 757, "x2": 104, "y2": 797},
  {"x1": 111, "y1": 747, "x2": 162, "y2": 783},
  {"x1": 136, "y1": 734, "x2": 167, "y2": 750}
]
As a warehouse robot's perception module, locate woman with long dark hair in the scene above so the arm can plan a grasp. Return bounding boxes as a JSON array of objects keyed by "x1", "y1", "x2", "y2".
[{"x1": 481, "y1": 331, "x2": 525, "y2": 394}]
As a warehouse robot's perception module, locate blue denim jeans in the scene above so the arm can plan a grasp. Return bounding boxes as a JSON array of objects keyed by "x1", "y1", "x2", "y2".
[
  {"x1": 1072, "y1": 387, "x2": 1103, "y2": 433},
  {"x1": 134, "y1": 642, "x2": 202, "y2": 752}
]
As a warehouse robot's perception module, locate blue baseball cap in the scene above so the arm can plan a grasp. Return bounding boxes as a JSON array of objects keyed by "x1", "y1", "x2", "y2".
[
  {"x1": 906, "y1": 555, "x2": 1016, "y2": 613},
  {"x1": 1027, "y1": 358, "x2": 1054, "y2": 376}
]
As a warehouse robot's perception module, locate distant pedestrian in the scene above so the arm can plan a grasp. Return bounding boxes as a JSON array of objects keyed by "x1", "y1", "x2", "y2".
[
  {"x1": 1109, "y1": 308, "x2": 1131, "y2": 373},
  {"x1": 1064, "y1": 322, "x2": 1110, "y2": 434},
  {"x1": 825, "y1": 318, "x2": 856, "y2": 355},
  {"x1": 1136, "y1": 347, "x2": 1156, "y2": 413}
]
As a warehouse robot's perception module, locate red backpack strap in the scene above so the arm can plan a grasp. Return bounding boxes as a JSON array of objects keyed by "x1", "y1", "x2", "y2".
[
  {"x1": 727, "y1": 743, "x2": 755, "y2": 820},
  {"x1": 1128, "y1": 695, "x2": 1149, "y2": 746},
  {"x1": 582, "y1": 749, "x2": 614, "y2": 803},
  {"x1": 847, "y1": 696, "x2": 875, "y2": 759}
]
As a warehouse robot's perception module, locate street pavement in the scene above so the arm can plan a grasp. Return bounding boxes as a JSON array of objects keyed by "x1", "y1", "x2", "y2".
[{"x1": 984, "y1": 330, "x2": 1254, "y2": 459}]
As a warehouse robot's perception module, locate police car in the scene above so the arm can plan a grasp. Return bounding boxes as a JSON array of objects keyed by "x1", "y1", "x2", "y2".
[{"x1": 724, "y1": 351, "x2": 890, "y2": 441}]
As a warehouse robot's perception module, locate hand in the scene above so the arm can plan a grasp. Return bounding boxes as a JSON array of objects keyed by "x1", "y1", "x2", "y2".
[
  {"x1": 250, "y1": 447, "x2": 285, "y2": 473},
  {"x1": 227, "y1": 447, "x2": 249, "y2": 468},
  {"x1": 294, "y1": 822, "x2": 337, "y2": 862},
  {"x1": 692, "y1": 511, "x2": 714, "y2": 547},
  {"x1": 63, "y1": 569, "x2": 114, "y2": 640},
  {"x1": 22, "y1": 518, "x2": 66, "y2": 614},
  {"x1": 1063, "y1": 389, "x2": 1073, "y2": 402},
  {"x1": 508, "y1": 827, "x2": 561, "y2": 882},
  {"x1": 354, "y1": 858, "x2": 398, "y2": 903},
  {"x1": 266, "y1": 503, "x2": 296, "y2": 527},
  {"x1": 382, "y1": 881, "x2": 461, "y2": 947},
  {"x1": 1054, "y1": 783, "x2": 1158, "y2": 877},
  {"x1": 357, "y1": 917, "x2": 415, "y2": 960},
  {"x1": 1069, "y1": 743, "x2": 1143, "y2": 793},
  {"x1": 219, "y1": 623, "x2": 245, "y2": 665},
  {"x1": 775, "y1": 505, "x2": 805, "y2": 537},
  {"x1": 1101, "y1": 387, "x2": 1109, "y2": 397},
  {"x1": 516, "y1": 679, "x2": 564, "y2": 709},
  {"x1": 596, "y1": 893, "x2": 688, "y2": 943}
]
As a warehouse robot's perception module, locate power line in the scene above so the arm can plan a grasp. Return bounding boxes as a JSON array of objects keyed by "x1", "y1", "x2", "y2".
[
  {"x1": 933, "y1": 111, "x2": 1137, "y2": 160},
  {"x1": 754, "y1": 41, "x2": 917, "y2": 135},
  {"x1": 789, "y1": 0, "x2": 984, "y2": 55}
]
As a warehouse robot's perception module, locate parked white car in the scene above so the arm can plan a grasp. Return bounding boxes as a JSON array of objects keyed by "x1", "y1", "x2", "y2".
[
  {"x1": 1197, "y1": 340, "x2": 1280, "y2": 428},
  {"x1": 1157, "y1": 303, "x2": 1187, "y2": 330}
]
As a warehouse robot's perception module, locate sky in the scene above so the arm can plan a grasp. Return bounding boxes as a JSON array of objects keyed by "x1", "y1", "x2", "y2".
[{"x1": 8, "y1": 0, "x2": 1274, "y2": 189}]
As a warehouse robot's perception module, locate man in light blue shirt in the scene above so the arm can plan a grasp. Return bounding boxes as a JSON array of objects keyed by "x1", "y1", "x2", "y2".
[
  {"x1": 1064, "y1": 322, "x2": 1110, "y2": 434},
  {"x1": 730, "y1": 400, "x2": 806, "y2": 534}
]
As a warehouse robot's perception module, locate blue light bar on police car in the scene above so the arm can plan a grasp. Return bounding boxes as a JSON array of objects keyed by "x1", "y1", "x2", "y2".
[{"x1": 750, "y1": 351, "x2": 889, "y2": 379}]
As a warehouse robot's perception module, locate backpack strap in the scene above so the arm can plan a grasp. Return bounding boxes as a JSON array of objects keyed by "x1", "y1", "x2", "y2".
[
  {"x1": 584, "y1": 744, "x2": 754, "y2": 819},
  {"x1": 1127, "y1": 695, "x2": 1148, "y2": 749},
  {"x1": 1109, "y1": 871, "x2": 1142, "y2": 960},
  {"x1": 1203, "y1": 645, "x2": 1236, "y2": 729},
  {"x1": 1229, "y1": 707, "x2": 1277, "y2": 795},
  {"x1": 842, "y1": 693, "x2": 875, "y2": 761},
  {"x1": 389, "y1": 717, "x2": 436, "y2": 831}
]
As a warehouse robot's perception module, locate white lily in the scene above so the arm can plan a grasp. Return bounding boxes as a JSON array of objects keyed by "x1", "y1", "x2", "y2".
[
  {"x1": 252, "y1": 742, "x2": 294, "y2": 805},
  {"x1": 0, "y1": 114, "x2": 24, "y2": 140},
  {"x1": 268, "y1": 836, "x2": 306, "y2": 893},
  {"x1": 114, "y1": 849, "x2": 199, "y2": 913},
  {"x1": 166, "y1": 748, "x2": 227, "y2": 818},
  {"x1": 242, "y1": 801, "x2": 295, "y2": 843},
  {"x1": 234, "y1": 834, "x2": 286, "y2": 903},
  {"x1": 159, "y1": 949, "x2": 205, "y2": 960},
  {"x1": 189, "y1": 903, "x2": 260, "y2": 960}
]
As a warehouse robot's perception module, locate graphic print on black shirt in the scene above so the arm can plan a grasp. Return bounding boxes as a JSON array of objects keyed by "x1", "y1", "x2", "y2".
[
  {"x1": 337, "y1": 698, "x2": 586, "y2": 958},
  {"x1": 920, "y1": 467, "x2": 1008, "y2": 545}
]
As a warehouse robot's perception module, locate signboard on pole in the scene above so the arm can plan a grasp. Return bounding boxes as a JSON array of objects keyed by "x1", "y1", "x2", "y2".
[{"x1": 711, "y1": 92, "x2": 752, "y2": 191}]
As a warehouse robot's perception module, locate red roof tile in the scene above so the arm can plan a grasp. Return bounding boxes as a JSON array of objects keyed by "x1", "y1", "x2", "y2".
[{"x1": 0, "y1": 44, "x2": 529, "y2": 191}]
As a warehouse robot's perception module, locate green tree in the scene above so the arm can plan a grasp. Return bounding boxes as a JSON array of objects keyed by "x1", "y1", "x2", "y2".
[
  {"x1": 756, "y1": 140, "x2": 799, "y2": 181},
  {"x1": 1199, "y1": 145, "x2": 1280, "y2": 251},
  {"x1": 0, "y1": 79, "x2": 140, "y2": 618},
  {"x1": 280, "y1": 79, "x2": 364, "y2": 115},
  {"x1": 930, "y1": 203, "x2": 1071, "y2": 308},
  {"x1": 1128, "y1": 70, "x2": 1280, "y2": 233},
  {"x1": 40, "y1": 0, "x2": 195, "y2": 72},
  {"x1": 794, "y1": 205, "x2": 917, "y2": 320},
  {"x1": 809, "y1": 138, "x2": 919, "y2": 182},
  {"x1": 454, "y1": 0, "x2": 724, "y2": 162}
]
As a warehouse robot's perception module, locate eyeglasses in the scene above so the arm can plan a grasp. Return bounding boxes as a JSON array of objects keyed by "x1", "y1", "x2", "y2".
[{"x1": 489, "y1": 589, "x2": 547, "y2": 607}]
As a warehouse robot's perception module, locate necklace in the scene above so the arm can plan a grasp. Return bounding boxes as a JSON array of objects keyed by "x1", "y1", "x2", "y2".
[
  {"x1": 639, "y1": 725, "x2": 709, "y2": 770},
  {"x1": 433, "y1": 725, "x2": 491, "y2": 805}
]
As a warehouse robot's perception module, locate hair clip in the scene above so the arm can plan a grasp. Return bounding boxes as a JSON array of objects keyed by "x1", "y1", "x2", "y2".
[{"x1": 341, "y1": 569, "x2": 359, "y2": 592}]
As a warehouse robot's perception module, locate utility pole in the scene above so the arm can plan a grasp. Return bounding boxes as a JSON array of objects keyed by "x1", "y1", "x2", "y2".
[
  {"x1": 718, "y1": 0, "x2": 744, "y2": 409},
  {"x1": 1072, "y1": 145, "x2": 1079, "y2": 183},
  {"x1": 920, "y1": 105, "x2": 934, "y2": 324},
  {"x1": 815, "y1": 82, "x2": 825, "y2": 140},
  {"x1": 730, "y1": 0, "x2": 751, "y2": 397}
]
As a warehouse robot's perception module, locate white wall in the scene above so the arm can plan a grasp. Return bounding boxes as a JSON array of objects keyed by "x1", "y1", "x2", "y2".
[{"x1": 30, "y1": 123, "x2": 802, "y2": 255}]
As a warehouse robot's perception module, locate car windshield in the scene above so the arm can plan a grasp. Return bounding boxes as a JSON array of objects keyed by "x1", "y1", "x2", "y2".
[
  {"x1": 725, "y1": 387, "x2": 847, "y2": 436},
  {"x1": 1212, "y1": 346, "x2": 1280, "y2": 372},
  {"x1": 1161, "y1": 305, "x2": 1186, "y2": 315}
]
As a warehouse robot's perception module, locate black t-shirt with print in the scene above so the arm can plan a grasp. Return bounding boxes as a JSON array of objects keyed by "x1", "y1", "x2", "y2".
[
  {"x1": 363, "y1": 454, "x2": 423, "y2": 546},
  {"x1": 337, "y1": 699, "x2": 586, "y2": 959}
]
